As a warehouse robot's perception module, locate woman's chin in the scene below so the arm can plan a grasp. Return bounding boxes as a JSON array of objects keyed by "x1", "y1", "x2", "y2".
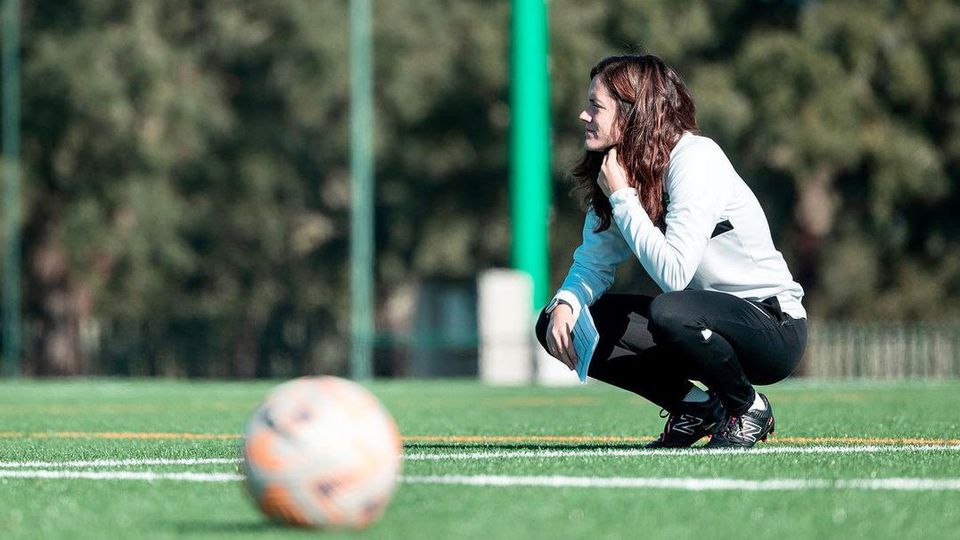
[{"x1": 584, "y1": 139, "x2": 605, "y2": 152}]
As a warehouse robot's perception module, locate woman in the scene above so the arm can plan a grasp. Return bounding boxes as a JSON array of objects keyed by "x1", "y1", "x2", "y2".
[{"x1": 535, "y1": 55, "x2": 807, "y2": 449}]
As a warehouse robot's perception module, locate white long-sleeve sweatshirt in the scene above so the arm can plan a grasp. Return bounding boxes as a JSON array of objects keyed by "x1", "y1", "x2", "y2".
[{"x1": 551, "y1": 132, "x2": 806, "y2": 320}]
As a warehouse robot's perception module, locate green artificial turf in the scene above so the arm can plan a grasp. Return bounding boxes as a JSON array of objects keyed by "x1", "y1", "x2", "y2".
[{"x1": 0, "y1": 378, "x2": 958, "y2": 539}]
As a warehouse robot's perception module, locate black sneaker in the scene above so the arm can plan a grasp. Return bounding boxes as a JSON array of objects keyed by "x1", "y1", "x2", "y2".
[
  {"x1": 645, "y1": 394, "x2": 725, "y2": 449},
  {"x1": 703, "y1": 393, "x2": 775, "y2": 449}
]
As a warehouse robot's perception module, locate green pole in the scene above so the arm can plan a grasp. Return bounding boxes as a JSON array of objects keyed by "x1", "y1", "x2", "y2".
[
  {"x1": 2, "y1": 0, "x2": 21, "y2": 377},
  {"x1": 349, "y1": 0, "x2": 374, "y2": 380},
  {"x1": 510, "y1": 0, "x2": 551, "y2": 310}
]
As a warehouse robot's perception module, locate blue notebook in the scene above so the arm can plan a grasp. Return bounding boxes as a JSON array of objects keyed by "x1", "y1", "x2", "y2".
[{"x1": 572, "y1": 308, "x2": 599, "y2": 383}]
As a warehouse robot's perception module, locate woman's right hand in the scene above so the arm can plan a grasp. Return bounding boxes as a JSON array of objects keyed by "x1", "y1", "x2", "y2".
[{"x1": 546, "y1": 304, "x2": 579, "y2": 371}]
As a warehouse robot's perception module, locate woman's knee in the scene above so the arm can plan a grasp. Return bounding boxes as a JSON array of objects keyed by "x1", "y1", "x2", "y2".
[{"x1": 648, "y1": 292, "x2": 694, "y2": 340}]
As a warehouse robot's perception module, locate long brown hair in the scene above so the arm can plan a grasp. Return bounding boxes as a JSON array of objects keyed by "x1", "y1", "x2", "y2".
[{"x1": 572, "y1": 55, "x2": 698, "y2": 231}]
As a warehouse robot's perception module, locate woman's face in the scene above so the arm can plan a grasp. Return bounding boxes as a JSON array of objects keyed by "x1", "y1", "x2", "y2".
[{"x1": 579, "y1": 77, "x2": 621, "y2": 152}]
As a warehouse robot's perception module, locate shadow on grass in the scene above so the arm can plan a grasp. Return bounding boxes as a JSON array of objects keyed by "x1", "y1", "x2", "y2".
[
  {"x1": 173, "y1": 520, "x2": 378, "y2": 537},
  {"x1": 171, "y1": 520, "x2": 290, "y2": 535}
]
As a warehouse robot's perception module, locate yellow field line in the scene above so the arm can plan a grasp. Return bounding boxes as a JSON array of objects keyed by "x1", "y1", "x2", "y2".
[
  {"x1": 1, "y1": 431, "x2": 959, "y2": 446},
  {"x1": 402, "y1": 435, "x2": 960, "y2": 445},
  {"x1": 404, "y1": 435, "x2": 647, "y2": 443},
  {"x1": 772, "y1": 436, "x2": 960, "y2": 446}
]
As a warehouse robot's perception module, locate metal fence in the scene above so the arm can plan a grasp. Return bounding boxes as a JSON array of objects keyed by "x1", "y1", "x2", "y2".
[{"x1": 803, "y1": 322, "x2": 960, "y2": 378}]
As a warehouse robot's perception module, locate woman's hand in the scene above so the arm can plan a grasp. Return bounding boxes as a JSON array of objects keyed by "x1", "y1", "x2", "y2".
[
  {"x1": 597, "y1": 147, "x2": 630, "y2": 198},
  {"x1": 545, "y1": 303, "x2": 579, "y2": 370}
]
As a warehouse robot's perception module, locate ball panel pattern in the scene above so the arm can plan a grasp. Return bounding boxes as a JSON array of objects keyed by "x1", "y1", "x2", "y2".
[{"x1": 243, "y1": 376, "x2": 402, "y2": 529}]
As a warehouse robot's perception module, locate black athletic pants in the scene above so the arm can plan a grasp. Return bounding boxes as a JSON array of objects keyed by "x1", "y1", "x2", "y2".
[{"x1": 535, "y1": 290, "x2": 807, "y2": 416}]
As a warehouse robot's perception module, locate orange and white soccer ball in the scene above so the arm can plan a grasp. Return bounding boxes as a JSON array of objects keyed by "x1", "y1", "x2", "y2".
[{"x1": 242, "y1": 376, "x2": 402, "y2": 529}]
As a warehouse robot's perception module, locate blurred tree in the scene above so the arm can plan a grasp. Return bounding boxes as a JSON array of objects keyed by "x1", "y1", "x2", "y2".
[
  {"x1": 17, "y1": 0, "x2": 353, "y2": 375},
  {"x1": 784, "y1": 0, "x2": 957, "y2": 319}
]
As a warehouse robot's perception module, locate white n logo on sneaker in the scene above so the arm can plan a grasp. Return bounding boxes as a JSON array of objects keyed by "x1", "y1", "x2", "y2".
[
  {"x1": 739, "y1": 418, "x2": 764, "y2": 442},
  {"x1": 671, "y1": 415, "x2": 703, "y2": 435}
]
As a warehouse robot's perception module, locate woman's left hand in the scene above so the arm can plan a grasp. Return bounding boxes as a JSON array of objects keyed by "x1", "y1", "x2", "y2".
[{"x1": 597, "y1": 147, "x2": 631, "y2": 198}]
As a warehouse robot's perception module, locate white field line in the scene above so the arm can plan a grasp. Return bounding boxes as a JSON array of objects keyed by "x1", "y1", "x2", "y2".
[
  {"x1": 0, "y1": 458, "x2": 240, "y2": 469},
  {"x1": 2, "y1": 469, "x2": 960, "y2": 491},
  {"x1": 1, "y1": 444, "x2": 959, "y2": 470},
  {"x1": 403, "y1": 444, "x2": 960, "y2": 461},
  {"x1": 0, "y1": 469, "x2": 243, "y2": 482}
]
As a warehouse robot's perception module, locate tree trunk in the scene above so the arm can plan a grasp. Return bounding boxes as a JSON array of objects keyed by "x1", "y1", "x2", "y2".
[
  {"x1": 25, "y1": 220, "x2": 90, "y2": 376},
  {"x1": 791, "y1": 166, "x2": 836, "y2": 376}
]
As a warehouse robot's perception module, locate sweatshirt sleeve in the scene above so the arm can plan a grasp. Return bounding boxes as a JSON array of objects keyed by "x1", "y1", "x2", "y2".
[
  {"x1": 551, "y1": 208, "x2": 631, "y2": 320},
  {"x1": 608, "y1": 143, "x2": 728, "y2": 292}
]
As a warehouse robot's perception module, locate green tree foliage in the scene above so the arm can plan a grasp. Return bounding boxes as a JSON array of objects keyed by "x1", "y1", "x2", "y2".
[
  {"x1": 2, "y1": 0, "x2": 958, "y2": 375},
  {"x1": 17, "y1": 0, "x2": 352, "y2": 375}
]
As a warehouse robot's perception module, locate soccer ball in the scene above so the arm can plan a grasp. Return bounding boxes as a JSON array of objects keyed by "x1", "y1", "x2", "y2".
[{"x1": 242, "y1": 376, "x2": 402, "y2": 529}]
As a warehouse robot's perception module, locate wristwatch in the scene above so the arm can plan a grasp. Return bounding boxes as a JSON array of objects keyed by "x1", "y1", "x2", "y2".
[{"x1": 545, "y1": 298, "x2": 572, "y2": 314}]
